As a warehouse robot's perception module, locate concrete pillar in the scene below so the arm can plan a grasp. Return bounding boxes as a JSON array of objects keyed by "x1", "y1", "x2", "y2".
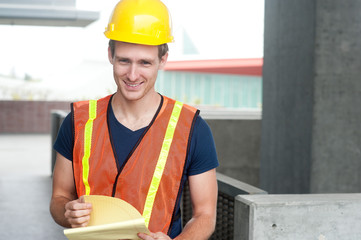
[{"x1": 261, "y1": 1, "x2": 361, "y2": 193}]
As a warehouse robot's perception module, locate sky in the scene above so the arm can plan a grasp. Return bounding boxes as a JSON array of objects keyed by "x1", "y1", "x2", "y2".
[{"x1": 0, "y1": 0, "x2": 264, "y2": 81}]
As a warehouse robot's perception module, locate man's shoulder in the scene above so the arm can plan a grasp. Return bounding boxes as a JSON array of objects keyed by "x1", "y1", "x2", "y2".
[
  {"x1": 193, "y1": 115, "x2": 211, "y2": 135},
  {"x1": 73, "y1": 95, "x2": 112, "y2": 108},
  {"x1": 162, "y1": 95, "x2": 199, "y2": 115}
]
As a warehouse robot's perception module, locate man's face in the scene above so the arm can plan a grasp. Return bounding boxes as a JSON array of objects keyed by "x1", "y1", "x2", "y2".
[{"x1": 108, "y1": 41, "x2": 168, "y2": 102}]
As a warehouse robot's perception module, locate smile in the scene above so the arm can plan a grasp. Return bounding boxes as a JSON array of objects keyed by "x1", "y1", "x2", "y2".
[{"x1": 125, "y1": 82, "x2": 143, "y2": 87}]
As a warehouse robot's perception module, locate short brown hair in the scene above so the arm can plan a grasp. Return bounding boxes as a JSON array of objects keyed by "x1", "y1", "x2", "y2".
[{"x1": 109, "y1": 40, "x2": 168, "y2": 60}]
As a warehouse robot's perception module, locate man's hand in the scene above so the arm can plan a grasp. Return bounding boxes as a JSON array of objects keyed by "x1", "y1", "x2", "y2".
[
  {"x1": 50, "y1": 153, "x2": 84, "y2": 228},
  {"x1": 138, "y1": 232, "x2": 172, "y2": 240},
  {"x1": 64, "y1": 196, "x2": 92, "y2": 228}
]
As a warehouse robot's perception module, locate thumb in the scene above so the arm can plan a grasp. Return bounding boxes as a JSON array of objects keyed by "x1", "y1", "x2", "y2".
[
  {"x1": 78, "y1": 195, "x2": 85, "y2": 203},
  {"x1": 79, "y1": 195, "x2": 92, "y2": 209}
]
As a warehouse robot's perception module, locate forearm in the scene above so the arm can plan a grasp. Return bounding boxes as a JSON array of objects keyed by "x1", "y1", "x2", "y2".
[
  {"x1": 175, "y1": 213, "x2": 216, "y2": 240},
  {"x1": 51, "y1": 154, "x2": 91, "y2": 228},
  {"x1": 50, "y1": 195, "x2": 72, "y2": 228}
]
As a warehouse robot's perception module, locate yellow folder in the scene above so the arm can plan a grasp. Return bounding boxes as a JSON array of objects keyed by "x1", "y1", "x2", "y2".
[{"x1": 64, "y1": 195, "x2": 150, "y2": 240}]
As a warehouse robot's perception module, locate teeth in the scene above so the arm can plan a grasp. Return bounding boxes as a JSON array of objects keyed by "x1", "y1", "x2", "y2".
[{"x1": 126, "y1": 83, "x2": 140, "y2": 87}]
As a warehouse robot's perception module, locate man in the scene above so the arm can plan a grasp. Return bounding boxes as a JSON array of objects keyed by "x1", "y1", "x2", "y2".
[{"x1": 50, "y1": 0, "x2": 219, "y2": 239}]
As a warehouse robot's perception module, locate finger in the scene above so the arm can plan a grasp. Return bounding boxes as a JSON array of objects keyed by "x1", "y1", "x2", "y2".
[
  {"x1": 65, "y1": 208, "x2": 92, "y2": 218},
  {"x1": 78, "y1": 196, "x2": 92, "y2": 207},
  {"x1": 65, "y1": 199, "x2": 92, "y2": 211},
  {"x1": 138, "y1": 232, "x2": 155, "y2": 240},
  {"x1": 67, "y1": 201, "x2": 92, "y2": 210},
  {"x1": 154, "y1": 232, "x2": 171, "y2": 240},
  {"x1": 68, "y1": 215, "x2": 91, "y2": 228}
]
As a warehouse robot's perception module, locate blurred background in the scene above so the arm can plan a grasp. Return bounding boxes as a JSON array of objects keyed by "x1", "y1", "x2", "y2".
[
  {"x1": 0, "y1": 0, "x2": 264, "y2": 106},
  {"x1": 1, "y1": 0, "x2": 361, "y2": 239}
]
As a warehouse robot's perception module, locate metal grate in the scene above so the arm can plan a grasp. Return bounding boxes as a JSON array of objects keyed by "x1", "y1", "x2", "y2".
[
  {"x1": 181, "y1": 182, "x2": 192, "y2": 226},
  {"x1": 181, "y1": 173, "x2": 266, "y2": 239},
  {"x1": 181, "y1": 182, "x2": 235, "y2": 240},
  {"x1": 212, "y1": 192, "x2": 234, "y2": 239}
]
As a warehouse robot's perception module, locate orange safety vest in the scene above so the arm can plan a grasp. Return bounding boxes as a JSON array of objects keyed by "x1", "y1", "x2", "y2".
[{"x1": 72, "y1": 94, "x2": 199, "y2": 234}]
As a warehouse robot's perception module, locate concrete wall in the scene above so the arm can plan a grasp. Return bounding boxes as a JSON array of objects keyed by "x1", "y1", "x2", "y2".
[
  {"x1": 261, "y1": 0, "x2": 361, "y2": 193},
  {"x1": 236, "y1": 194, "x2": 361, "y2": 240},
  {"x1": 205, "y1": 118, "x2": 261, "y2": 187}
]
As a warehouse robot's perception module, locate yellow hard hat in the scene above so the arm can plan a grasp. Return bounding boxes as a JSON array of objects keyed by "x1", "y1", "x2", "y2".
[{"x1": 104, "y1": 0, "x2": 174, "y2": 45}]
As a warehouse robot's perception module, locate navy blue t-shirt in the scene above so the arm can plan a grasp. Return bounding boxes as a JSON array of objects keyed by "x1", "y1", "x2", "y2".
[{"x1": 54, "y1": 99, "x2": 219, "y2": 238}]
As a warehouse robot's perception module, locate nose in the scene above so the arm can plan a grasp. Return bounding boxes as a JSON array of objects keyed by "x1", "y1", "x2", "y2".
[{"x1": 127, "y1": 64, "x2": 139, "y2": 82}]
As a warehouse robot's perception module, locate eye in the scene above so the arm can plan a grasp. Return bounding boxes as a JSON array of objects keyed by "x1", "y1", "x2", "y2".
[
  {"x1": 118, "y1": 58, "x2": 129, "y2": 64},
  {"x1": 141, "y1": 60, "x2": 151, "y2": 66}
]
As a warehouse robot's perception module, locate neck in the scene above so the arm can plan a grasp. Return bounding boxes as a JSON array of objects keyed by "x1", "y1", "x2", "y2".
[{"x1": 111, "y1": 91, "x2": 161, "y2": 131}]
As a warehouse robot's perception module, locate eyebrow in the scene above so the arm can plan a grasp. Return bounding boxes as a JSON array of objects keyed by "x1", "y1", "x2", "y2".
[
  {"x1": 115, "y1": 56, "x2": 156, "y2": 64},
  {"x1": 115, "y1": 56, "x2": 129, "y2": 61},
  {"x1": 139, "y1": 58, "x2": 155, "y2": 63}
]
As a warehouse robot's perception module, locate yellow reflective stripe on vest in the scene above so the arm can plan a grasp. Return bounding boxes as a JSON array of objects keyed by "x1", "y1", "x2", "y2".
[
  {"x1": 82, "y1": 100, "x2": 97, "y2": 195},
  {"x1": 142, "y1": 101, "x2": 183, "y2": 227}
]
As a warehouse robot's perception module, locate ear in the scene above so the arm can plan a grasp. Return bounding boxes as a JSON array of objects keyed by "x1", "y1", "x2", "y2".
[
  {"x1": 108, "y1": 46, "x2": 114, "y2": 65},
  {"x1": 158, "y1": 52, "x2": 168, "y2": 70}
]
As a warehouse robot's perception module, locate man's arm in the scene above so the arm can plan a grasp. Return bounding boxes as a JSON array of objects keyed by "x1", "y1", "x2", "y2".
[
  {"x1": 176, "y1": 168, "x2": 217, "y2": 239},
  {"x1": 50, "y1": 153, "x2": 92, "y2": 228},
  {"x1": 138, "y1": 168, "x2": 218, "y2": 240}
]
